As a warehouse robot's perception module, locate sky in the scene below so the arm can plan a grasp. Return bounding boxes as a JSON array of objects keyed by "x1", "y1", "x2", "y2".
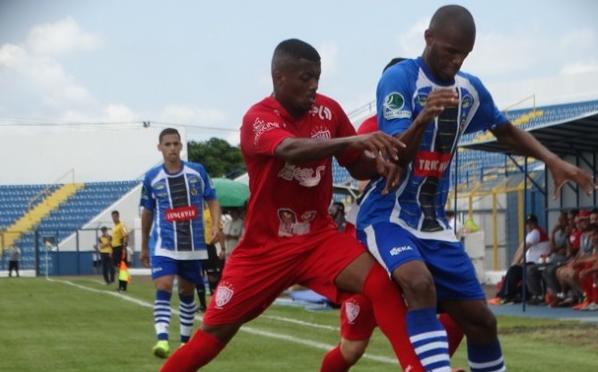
[{"x1": 1, "y1": 0, "x2": 597, "y2": 145}]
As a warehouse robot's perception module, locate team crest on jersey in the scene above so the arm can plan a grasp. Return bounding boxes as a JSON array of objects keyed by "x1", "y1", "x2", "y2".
[
  {"x1": 310, "y1": 105, "x2": 332, "y2": 121},
  {"x1": 462, "y1": 93, "x2": 473, "y2": 109},
  {"x1": 310, "y1": 125, "x2": 331, "y2": 142},
  {"x1": 345, "y1": 301, "x2": 360, "y2": 324},
  {"x1": 383, "y1": 92, "x2": 411, "y2": 120},
  {"x1": 215, "y1": 282, "x2": 234, "y2": 309}
]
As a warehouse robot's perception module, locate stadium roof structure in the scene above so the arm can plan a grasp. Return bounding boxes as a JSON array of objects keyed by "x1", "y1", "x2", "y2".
[{"x1": 460, "y1": 99, "x2": 598, "y2": 156}]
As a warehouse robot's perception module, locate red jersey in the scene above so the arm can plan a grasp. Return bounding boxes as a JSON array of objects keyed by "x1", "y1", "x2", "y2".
[
  {"x1": 239, "y1": 94, "x2": 361, "y2": 248},
  {"x1": 357, "y1": 115, "x2": 378, "y2": 134}
]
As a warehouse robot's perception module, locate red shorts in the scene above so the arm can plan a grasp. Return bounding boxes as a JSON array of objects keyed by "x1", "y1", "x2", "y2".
[
  {"x1": 340, "y1": 294, "x2": 376, "y2": 340},
  {"x1": 202, "y1": 229, "x2": 365, "y2": 326}
]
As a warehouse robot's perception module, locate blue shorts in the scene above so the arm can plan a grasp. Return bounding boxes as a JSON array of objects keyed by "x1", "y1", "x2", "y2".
[
  {"x1": 357, "y1": 222, "x2": 485, "y2": 301},
  {"x1": 151, "y1": 255, "x2": 204, "y2": 285}
]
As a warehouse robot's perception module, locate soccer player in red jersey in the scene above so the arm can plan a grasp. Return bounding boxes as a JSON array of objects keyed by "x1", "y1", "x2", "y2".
[{"x1": 161, "y1": 38, "x2": 426, "y2": 371}]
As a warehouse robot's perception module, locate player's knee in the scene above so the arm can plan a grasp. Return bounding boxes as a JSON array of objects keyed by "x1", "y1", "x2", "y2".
[
  {"x1": 398, "y1": 272, "x2": 436, "y2": 303},
  {"x1": 462, "y1": 307, "x2": 497, "y2": 342},
  {"x1": 200, "y1": 323, "x2": 240, "y2": 345},
  {"x1": 340, "y1": 339, "x2": 368, "y2": 365}
]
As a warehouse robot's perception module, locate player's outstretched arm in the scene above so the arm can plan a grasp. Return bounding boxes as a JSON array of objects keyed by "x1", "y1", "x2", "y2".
[
  {"x1": 140, "y1": 208, "x2": 153, "y2": 268},
  {"x1": 490, "y1": 122, "x2": 597, "y2": 199},
  {"x1": 274, "y1": 132, "x2": 403, "y2": 165}
]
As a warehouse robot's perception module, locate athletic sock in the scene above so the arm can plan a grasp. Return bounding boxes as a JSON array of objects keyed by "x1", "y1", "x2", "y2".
[
  {"x1": 154, "y1": 290, "x2": 172, "y2": 341},
  {"x1": 438, "y1": 313, "x2": 464, "y2": 356},
  {"x1": 196, "y1": 282, "x2": 207, "y2": 310},
  {"x1": 179, "y1": 294, "x2": 197, "y2": 343},
  {"x1": 407, "y1": 307, "x2": 451, "y2": 371},
  {"x1": 160, "y1": 329, "x2": 225, "y2": 372},
  {"x1": 361, "y1": 264, "x2": 424, "y2": 371},
  {"x1": 320, "y1": 345, "x2": 351, "y2": 372},
  {"x1": 467, "y1": 338, "x2": 506, "y2": 372}
]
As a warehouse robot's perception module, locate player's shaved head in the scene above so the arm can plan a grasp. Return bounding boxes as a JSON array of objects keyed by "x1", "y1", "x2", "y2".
[
  {"x1": 271, "y1": 38, "x2": 320, "y2": 73},
  {"x1": 422, "y1": 5, "x2": 476, "y2": 81},
  {"x1": 429, "y1": 5, "x2": 476, "y2": 41}
]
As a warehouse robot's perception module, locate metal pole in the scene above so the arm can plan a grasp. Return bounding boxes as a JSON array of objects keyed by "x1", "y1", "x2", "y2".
[
  {"x1": 76, "y1": 230, "x2": 80, "y2": 275},
  {"x1": 35, "y1": 230, "x2": 40, "y2": 277},
  {"x1": 492, "y1": 191, "x2": 498, "y2": 270},
  {"x1": 454, "y1": 150, "x2": 459, "y2": 235},
  {"x1": 522, "y1": 156, "x2": 528, "y2": 312}
]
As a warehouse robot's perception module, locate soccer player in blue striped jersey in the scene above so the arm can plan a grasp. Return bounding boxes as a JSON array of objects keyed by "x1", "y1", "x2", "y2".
[
  {"x1": 357, "y1": 5, "x2": 595, "y2": 372},
  {"x1": 140, "y1": 128, "x2": 222, "y2": 358}
]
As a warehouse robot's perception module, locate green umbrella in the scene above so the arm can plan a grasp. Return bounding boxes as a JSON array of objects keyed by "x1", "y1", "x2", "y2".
[{"x1": 212, "y1": 178, "x2": 250, "y2": 207}]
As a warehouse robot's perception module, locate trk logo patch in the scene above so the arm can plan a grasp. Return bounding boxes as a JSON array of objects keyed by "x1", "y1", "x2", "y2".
[
  {"x1": 215, "y1": 282, "x2": 234, "y2": 309},
  {"x1": 414, "y1": 151, "x2": 452, "y2": 178}
]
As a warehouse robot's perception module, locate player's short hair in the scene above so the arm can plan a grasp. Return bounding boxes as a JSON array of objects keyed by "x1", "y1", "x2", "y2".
[
  {"x1": 159, "y1": 128, "x2": 181, "y2": 143},
  {"x1": 383, "y1": 57, "x2": 407, "y2": 73},
  {"x1": 271, "y1": 39, "x2": 320, "y2": 73},
  {"x1": 111, "y1": 210, "x2": 119, "y2": 216},
  {"x1": 429, "y1": 5, "x2": 476, "y2": 39},
  {"x1": 100, "y1": 226, "x2": 108, "y2": 231}
]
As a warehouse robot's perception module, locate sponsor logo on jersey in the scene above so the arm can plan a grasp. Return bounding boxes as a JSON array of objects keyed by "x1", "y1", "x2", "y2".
[
  {"x1": 383, "y1": 92, "x2": 411, "y2": 120},
  {"x1": 414, "y1": 151, "x2": 452, "y2": 178},
  {"x1": 278, "y1": 163, "x2": 326, "y2": 187},
  {"x1": 310, "y1": 104, "x2": 332, "y2": 121},
  {"x1": 345, "y1": 300, "x2": 360, "y2": 324},
  {"x1": 389, "y1": 245, "x2": 413, "y2": 256},
  {"x1": 253, "y1": 117, "x2": 281, "y2": 144},
  {"x1": 215, "y1": 282, "x2": 234, "y2": 309},
  {"x1": 165, "y1": 205, "x2": 198, "y2": 222}
]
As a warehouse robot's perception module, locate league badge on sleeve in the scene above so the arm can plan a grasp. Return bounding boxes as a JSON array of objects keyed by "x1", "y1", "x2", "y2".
[{"x1": 383, "y1": 92, "x2": 411, "y2": 120}]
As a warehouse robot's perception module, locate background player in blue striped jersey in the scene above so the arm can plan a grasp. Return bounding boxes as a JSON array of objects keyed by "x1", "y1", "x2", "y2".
[
  {"x1": 357, "y1": 5, "x2": 596, "y2": 372},
  {"x1": 140, "y1": 128, "x2": 222, "y2": 358}
]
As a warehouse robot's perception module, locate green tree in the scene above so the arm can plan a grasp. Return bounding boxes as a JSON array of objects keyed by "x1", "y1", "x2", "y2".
[{"x1": 187, "y1": 138, "x2": 245, "y2": 178}]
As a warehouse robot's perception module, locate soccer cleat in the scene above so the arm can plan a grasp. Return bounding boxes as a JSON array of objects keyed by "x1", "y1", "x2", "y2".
[{"x1": 153, "y1": 340, "x2": 170, "y2": 358}]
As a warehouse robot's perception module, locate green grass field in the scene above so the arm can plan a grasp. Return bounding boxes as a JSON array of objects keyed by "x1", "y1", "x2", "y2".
[{"x1": 1, "y1": 276, "x2": 597, "y2": 371}]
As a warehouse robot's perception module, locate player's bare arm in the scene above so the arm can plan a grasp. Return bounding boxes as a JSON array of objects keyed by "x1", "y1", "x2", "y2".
[
  {"x1": 394, "y1": 89, "x2": 459, "y2": 166},
  {"x1": 206, "y1": 198, "x2": 223, "y2": 244},
  {"x1": 490, "y1": 122, "x2": 596, "y2": 198},
  {"x1": 345, "y1": 151, "x2": 404, "y2": 195},
  {"x1": 274, "y1": 131, "x2": 404, "y2": 165},
  {"x1": 140, "y1": 208, "x2": 153, "y2": 268}
]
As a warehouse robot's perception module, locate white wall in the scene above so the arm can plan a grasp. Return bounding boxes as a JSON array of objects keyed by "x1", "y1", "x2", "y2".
[{"x1": 0, "y1": 125, "x2": 187, "y2": 184}]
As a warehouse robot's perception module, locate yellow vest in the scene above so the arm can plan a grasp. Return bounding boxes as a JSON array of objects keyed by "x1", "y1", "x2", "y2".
[
  {"x1": 203, "y1": 208, "x2": 212, "y2": 244},
  {"x1": 112, "y1": 222, "x2": 128, "y2": 247},
  {"x1": 99, "y1": 235, "x2": 112, "y2": 254}
]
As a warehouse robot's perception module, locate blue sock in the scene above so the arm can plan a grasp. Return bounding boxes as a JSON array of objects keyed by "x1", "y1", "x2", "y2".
[
  {"x1": 154, "y1": 290, "x2": 172, "y2": 341},
  {"x1": 407, "y1": 307, "x2": 450, "y2": 371},
  {"x1": 179, "y1": 293, "x2": 197, "y2": 343},
  {"x1": 467, "y1": 338, "x2": 506, "y2": 372}
]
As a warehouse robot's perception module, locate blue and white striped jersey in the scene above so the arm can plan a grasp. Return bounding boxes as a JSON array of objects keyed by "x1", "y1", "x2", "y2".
[
  {"x1": 140, "y1": 161, "x2": 216, "y2": 259},
  {"x1": 357, "y1": 57, "x2": 507, "y2": 242}
]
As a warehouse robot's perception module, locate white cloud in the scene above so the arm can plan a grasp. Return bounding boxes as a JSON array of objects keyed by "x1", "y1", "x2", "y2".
[
  {"x1": 561, "y1": 60, "x2": 598, "y2": 75},
  {"x1": 26, "y1": 17, "x2": 102, "y2": 56},
  {"x1": 318, "y1": 41, "x2": 340, "y2": 79},
  {"x1": 159, "y1": 104, "x2": 229, "y2": 125},
  {"x1": 0, "y1": 18, "x2": 99, "y2": 110},
  {"x1": 396, "y1": 18, "x2": 428, "y2": 57}
]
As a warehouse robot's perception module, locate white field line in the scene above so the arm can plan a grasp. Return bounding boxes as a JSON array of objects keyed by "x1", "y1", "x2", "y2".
[{"x1": 47, "y1": 278, "x2": 396, "y2": 365}]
